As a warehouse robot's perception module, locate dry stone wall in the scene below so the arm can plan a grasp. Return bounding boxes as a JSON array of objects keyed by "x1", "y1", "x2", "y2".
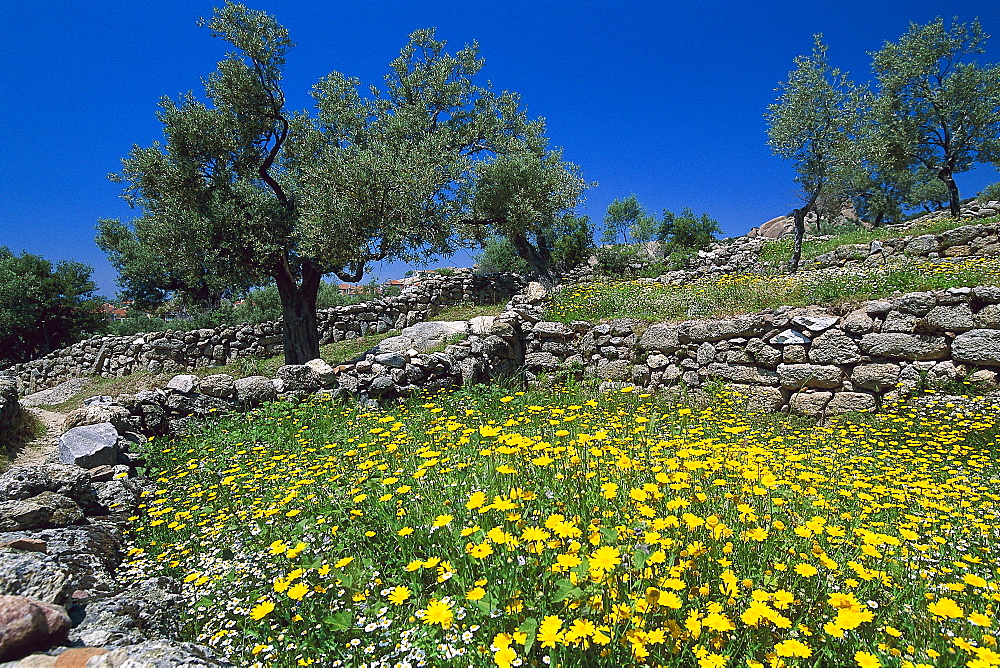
[
  {"x1": 520, "y1": 285, "x2": 1000, "y2": 417},
  {"x1": 2, "y1": 270, "x2": 523, "y2": 396}
]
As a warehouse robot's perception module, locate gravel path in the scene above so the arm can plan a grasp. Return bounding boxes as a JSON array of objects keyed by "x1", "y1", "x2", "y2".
[{"x1": 13, "y1": 407, "x2": 65, "y2": 466}]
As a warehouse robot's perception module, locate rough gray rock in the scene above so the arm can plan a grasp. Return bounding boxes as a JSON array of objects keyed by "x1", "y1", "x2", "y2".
[
  {"x1": 892, "y1": 291, "x2": 937, "y2": 315},
  {"x1": 17, "y1": 378, "x2": 90, "y2": 409},
  {"x1": 951, "y1": 329, "x2": 1000, "y2": 366},
  {"x1": 825, "y1": 392, "x2": 877, "y2": 415},
  {"x1": 0, "y1": 466, "x2": 97, "y2": 511},
  {"x1": 164, "y1": 375, "x2": 199, "y2": 394},
  {"x1": 84, "y1": 640, "x2": 233, "y2": 667},
  {"x1": 705, "y1": 363, "x2": 776, "y2": 385},
  {"x1": 524, "y1": 352, "x2": 561, "y2": 370},
  {"x1": 58, "y1": 424, "x2": 119, "y2": 469},
  {"x1": 858, "y1": 333, "x2": 948, "y2": 360},
  {"x1": 373, "y1": 353, "x2": 407, "y2": 369},
  {"x1": 0, "y1": 492, "x2": 83, "y2": 533},
  {"x1": 841, "y1": 309, "x2": 875, "y2": 335},
  {"x1": 769, "y1": 329, "x2": 810, "y2": 345},
  {"x1": 789, "y1": 391, "x2": 833, "y2": 416},
  {"x1": 791, "y1": 315, "x2": 838, "y2": 332},
  {"x1": 304, "y1": 358, "x2": 336, "y2": 385},
  {"x1": 807, "y1": 329, "x2": 861, "y2": 364},
  {"x1": 738, "y1": 386, "x2": 785, "y2": 412},
  {"x1": 923, "y1": 304, "x2": 975, "y2": 332},
  {"x1": 197, "y1": 374, "x2": 235, "y2": 399},
  {"x1": 851, "y1": 363, "x2": 901, "y2": 391},
  {"x1": 233, "y1": 376, "x2": 277, "y2": 405},
  {"x1": 275, "y1": 365, "x2": 322, "y2": 392},
  {"x1": 69, "y1": 577, "x2": 183, "y2": 647},
  {"x1": 0, "y1": 549, "x2": 70, "y2": 603},
  {"x1": 777, "y1": 364, "x2": 843, "y2": 390},
  {"x1": 0, "y1": 595, "x2": 70, "y2": 662},
  {"x1": 639, "y1": 324, "x2": 681, "y2": 353},
  {"x1": 62, "y1": 405, "x2": 133, "y2": 434}
]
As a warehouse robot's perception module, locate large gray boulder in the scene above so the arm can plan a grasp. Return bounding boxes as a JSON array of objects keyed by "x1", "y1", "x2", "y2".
[
  {"x1": 69, "y1": 577, "x2": 183, "y2": 648},
  {"x1": 369, "y1": 321, "x2": 466, "y2": 356},
  {"x1": 826, "y1": 392, "x2": 878, "y2": 415},
  {"x1": 198, "y1": 374, "x2": 236, "y2": 399},
  {"x1": 275, "y1": 365, "x2": 323, "y2": 392},
  {"x1": 165, "y1": 375, "x2": 200, "y2": 394},
  {"x1": 952, "y1": 329, "x2": 1000, "y2": 366},
  {"x1": 639, "y1": 324, "x2": 681, "y2": 353},
  {"x1": 62, "y1": 404, "x2": 133, "y2": 434},
  {"x1": 59, "y1": 423, "x2": 119, "y2": 469},
  {"x1": 850, "y1": 363, "x2": 901, "y2": 391}
]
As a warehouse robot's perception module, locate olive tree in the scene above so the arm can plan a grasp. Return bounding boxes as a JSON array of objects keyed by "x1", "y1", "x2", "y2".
[
  {"x1": 767, "y1": 35, "x2": 855, "y2": 272},
  {"x1": 100, "y1": 2, "x2": 584, "y2": 364},
  {"x1": 871, "y1": 18, "x2": 1000, "y2": 217}
]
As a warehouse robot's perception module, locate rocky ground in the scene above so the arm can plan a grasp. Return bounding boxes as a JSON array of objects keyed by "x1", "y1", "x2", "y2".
[{"x1": 1, "y1": 381, "x2": 233, "y2": 666}]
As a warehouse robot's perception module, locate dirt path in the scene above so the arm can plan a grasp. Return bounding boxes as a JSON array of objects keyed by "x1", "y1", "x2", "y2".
[{"x1": 13, "y1": 406, "x2": 66, "y2": 466}]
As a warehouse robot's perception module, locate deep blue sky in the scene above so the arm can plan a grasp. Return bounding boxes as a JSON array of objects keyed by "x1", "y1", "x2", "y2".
[{"x1": 2, "y1": 1, "x2": 999, "y2": 297}]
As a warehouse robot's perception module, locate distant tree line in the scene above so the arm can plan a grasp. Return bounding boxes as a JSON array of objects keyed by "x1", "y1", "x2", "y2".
[
  {"x1": 767, "y1": 17, "x2": 1000, "y2": 270},
  {"x1": 0, "y1": 247, "x2": 104, "y2": 366}
]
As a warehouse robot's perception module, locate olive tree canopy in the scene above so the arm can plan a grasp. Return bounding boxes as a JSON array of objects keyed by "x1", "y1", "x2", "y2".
[{"x1": 99, "y1": 2, "x2": 586, "y2": 363}]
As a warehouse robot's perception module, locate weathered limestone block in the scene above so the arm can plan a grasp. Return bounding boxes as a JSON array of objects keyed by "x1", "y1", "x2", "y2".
[
  {"x1": 0, "y1": 492, "x2": 83, "y2": 532},
  {"x1": 638, "y1": 324, "x2": 681, "y2": 353},
  {"x1": 778, "y1": 364, "x2": 843, "y2": 390},
  {"x1": 789, "y1": 391, "x2": 833, "y2": 416},
  {"x1": 858, "y1": 333, "x2": 948, "y2": 360},
  {"x1": 882, "y1": 311, "x2": 918, "y2": 333},
  {"x1": 164, "y1": 375, "x2": 199, "y2": 394},
  {"x1": 904, "y1": 235, "x2": 939, "y2": 256},
  {"x1": 524, "y1": 352, "x2": 561, "y2": 370},
  {"x1": 922, "y1": 303, "x2": 975, "y2": 331},
  {"x1": 825, "y1": 392, "x2": 877, "y2": 415},
  {"x1": 850, "y1": 363, "x2": 901, "y2": 391},
  {"x1": 706, "y1": 363, "x2": 776, "y2": 385},
  {"x1": 952, "y1": 330, "x2": 1000, "y2": 367},
  {"x1": 892, "y1": 292, "x2": 937, "y2": 315},
  {"x1": 678, "y1": 315, "x2": 765, "y2": 343},
  {"x1": 234, "y1": 376, "x2": 278, "y2": 405},
  {"x1": 807, "y1": 329, "x2": 861, "y2": 364},
  {"x1": 198, "y1": 374, "x2": 236, "y2": 399},
  {"x1": 974, "y1": 304, "x2": 1000, "y2": 328}
]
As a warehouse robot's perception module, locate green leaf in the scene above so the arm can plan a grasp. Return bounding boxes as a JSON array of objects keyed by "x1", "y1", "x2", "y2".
[
  {"x1": 552, "y1": 579, "x2": 582, "y2": 603},
  {"x1": 324, "y1": 610, "x2": 353, "y2": 630},
  {"x1": 632, "y1": 548, "x2": 649, "y2": 569},
  {"x1": 600, "y1": 527, "x2": 619, "y2": 543},
  {"x1": 517, "y1": 617, "x2": 538, "y2": 653}
]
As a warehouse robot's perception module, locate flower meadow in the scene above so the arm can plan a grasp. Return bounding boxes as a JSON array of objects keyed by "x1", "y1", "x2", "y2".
[
  {"x1": 547, "y1": 256, "x2": 1000, "y2": 324},
  {"x1": 122, "y1": 385, "x2": 1000, "y2": 667}
]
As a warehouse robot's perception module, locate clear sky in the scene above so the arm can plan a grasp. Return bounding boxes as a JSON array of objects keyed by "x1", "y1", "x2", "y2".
[{"x1": 2, "y1": 0, "x2": 999, "y2": 297}]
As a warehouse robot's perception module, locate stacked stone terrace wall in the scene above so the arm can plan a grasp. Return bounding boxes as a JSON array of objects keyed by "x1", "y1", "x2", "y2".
[
  {"x1": 2, "y1": 270, "x2": 523, "y2": 396},
  {"x1": 561, "y1": 205, "x2": 1000, "y2": 286},
  {"x1": 518, "y1": 286, "x2": 1000, "y2": 417}
]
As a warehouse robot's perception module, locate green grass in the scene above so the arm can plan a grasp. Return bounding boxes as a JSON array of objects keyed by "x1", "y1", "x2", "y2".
[
  {"x1": 757, "y1": 215, "x2": 1000, "y2": 267},
  {"x1": 547, "y1": 256, "x2": 1000, "y2": 324},
  {"x1": 120, "y1": 383, "x2": 1000, "y2": 667}
]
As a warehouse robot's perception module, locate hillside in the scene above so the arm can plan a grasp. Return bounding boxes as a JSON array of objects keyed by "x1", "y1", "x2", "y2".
[{"x1": 2, "y1": 211, "x2": 1000, "y2": 667}]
